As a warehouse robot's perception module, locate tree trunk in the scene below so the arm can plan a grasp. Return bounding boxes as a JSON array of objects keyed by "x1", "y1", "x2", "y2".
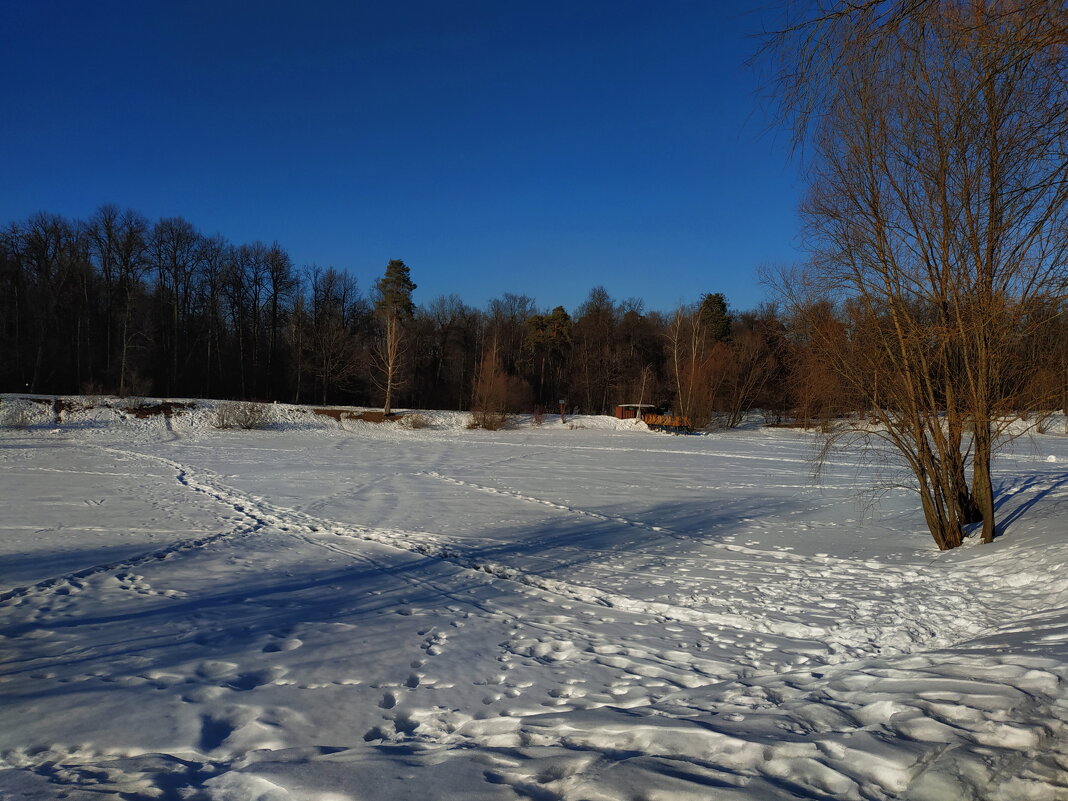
[
  {"x1": 946, "y1": 402, "x2": 981, "y2": 525},
  {"x1": 972, "y1": 419, "x2": 996, "y2": 544}
]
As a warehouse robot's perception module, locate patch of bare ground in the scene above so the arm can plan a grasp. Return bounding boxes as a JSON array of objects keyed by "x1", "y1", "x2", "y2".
[
  {"x1": 312, "y1": 408, "x2": 404, "y2": 424},
  {"x1": 764, "y1": 420, "x2": 840, "y2": 432},
  {"x1": 124, "y1": 401, "x2": 196, "y2": 419},
  {"x1": 23, "y1": 396, "x2": 196, "y2": 422},
  {"x1": 51, "y1": 397, "x2": 97, "y2": 424}
]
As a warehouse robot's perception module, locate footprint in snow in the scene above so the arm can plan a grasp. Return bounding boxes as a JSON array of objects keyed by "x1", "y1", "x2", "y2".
[
  {"x1": 198, "y1": 714, "x2": 235, "y2": 752},
  {"x1": 226, "y1": 665, "x2": 288, "y2": 691},
  {"x1": 261, "y1": 637, "x2": 302, "y2": 653},
  {"x1": 195, "y1": 660, "x2": 238, "y2": 680}
]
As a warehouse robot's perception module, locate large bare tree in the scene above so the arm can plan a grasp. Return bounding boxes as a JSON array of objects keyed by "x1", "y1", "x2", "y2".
[{"x1": 767, "y1": 0, "x2": 1068, "y2": 548}]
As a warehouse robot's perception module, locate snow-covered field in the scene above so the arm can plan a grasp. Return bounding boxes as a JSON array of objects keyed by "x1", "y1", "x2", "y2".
[{"x1": 1, "y1": 397, "x2": 1066, "y2": 801}]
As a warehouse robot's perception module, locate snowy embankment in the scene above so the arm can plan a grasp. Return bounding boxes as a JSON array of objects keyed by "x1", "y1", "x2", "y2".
[{"x1": 0, "y1": 396, "x2": 1066, "y2": 801}]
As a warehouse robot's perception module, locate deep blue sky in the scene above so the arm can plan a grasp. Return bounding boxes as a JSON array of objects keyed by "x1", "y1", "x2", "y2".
[{"x1": 1, "y1": 1, "x2": 800, "y2": 315}]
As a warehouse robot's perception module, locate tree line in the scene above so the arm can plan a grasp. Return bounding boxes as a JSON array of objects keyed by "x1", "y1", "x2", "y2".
[{"x1": 1, "y1": 205, "x2": 1065, "y2": 432}]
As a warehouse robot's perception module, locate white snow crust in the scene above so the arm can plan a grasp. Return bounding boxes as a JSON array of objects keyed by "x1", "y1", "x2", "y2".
[{"x1": 1, "y1": 396, "x2": 1066, "y2": 800}]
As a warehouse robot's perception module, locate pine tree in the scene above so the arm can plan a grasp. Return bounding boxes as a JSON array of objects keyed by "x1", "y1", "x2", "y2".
[
  {"x1": 698, "y1": 293, "x2": 731, "y2": 344},
  {"x1": 372, "y1": 260, "x2": 416, "y2": 415},
  {"x1": 374, "y1": 259, "x2": 416, "y2": 319}
]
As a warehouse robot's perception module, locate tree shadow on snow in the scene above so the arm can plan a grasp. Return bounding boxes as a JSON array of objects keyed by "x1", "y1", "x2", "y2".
[{"x1": 992, "y1": 470, "x2": 1068, "y2": 537}]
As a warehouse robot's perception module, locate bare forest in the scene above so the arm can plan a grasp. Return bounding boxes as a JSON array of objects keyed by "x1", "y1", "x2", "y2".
[{"x1": 2, "y1": 206, "x2": 1065, "y2": 431}]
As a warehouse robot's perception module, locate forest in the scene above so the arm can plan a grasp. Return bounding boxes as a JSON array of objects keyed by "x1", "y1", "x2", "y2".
[{"x1": 2, "y1": 205, "x2": 1066, "y2": 434}]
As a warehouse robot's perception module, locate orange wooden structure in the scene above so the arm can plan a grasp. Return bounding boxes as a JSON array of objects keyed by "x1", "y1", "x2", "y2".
[{"x1": 614, "y1": 404, "x2": 692, "y2": 433}]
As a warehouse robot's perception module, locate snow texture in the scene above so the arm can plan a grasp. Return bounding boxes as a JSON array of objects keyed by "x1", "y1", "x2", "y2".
[{"x1": 1, "y1": 395, "x2": 1066, "y2": 800}]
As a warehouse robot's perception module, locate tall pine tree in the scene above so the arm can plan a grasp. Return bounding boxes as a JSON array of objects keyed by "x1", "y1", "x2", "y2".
[{"x1": 372, "y1": 260, "x2": 416, "y2": 414}]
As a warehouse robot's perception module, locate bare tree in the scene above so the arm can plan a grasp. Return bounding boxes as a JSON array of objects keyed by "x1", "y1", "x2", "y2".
[
  {"x1": 666, "y1": 305, "x2": 730, "y2": 429},
  {"x1": 303, "y1": 267, "x2": 364, "y2": 405},
  {"x1": 149, "y1": 217, "x2": 202, "y2": 394},
  {"x1": 470, "y1": 335, "x2": 511, "y2": 429},
  {"x1": 262, "y1": 243, "x2": 297, "y2": 399},
  {"x1": 767, "y1": 0, "x2": 1068, "y2": 548},
  {"x1": 423, "y1": 294, "x2": 480, "y2": 411},
  {"x1": 722, "y1": 314, "x2": 776, "y2": 428},
  {"x1": 783, "y1": 299, "x2": 858, "y2": 426},
  {"x1": 20, "y1": 213, "x2": 81, "y2": 393},
  {"x1": 88, "y1": 206, "x2": 149, "y2": 396},
  {"x1": 371, "y1": 308, "x2": 406, "y2": 414},
  {"x1": 571, "y1": 287, "x2": 620, "y2": 414}
]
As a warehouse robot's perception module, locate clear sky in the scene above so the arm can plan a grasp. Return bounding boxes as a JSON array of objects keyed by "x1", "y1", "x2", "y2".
[{"x1": 1, "y1": 1, "x2": 801, "y2": 315}]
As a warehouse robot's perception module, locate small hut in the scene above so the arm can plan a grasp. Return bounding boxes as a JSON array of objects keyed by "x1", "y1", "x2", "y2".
[{"x1": 613, "y1": 404, "x2": 656, "y2": 420}]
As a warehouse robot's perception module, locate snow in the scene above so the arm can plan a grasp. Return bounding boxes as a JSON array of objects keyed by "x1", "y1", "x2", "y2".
[{"x1": 1, "y1": 396, "x2": 1067, "y2": 800}]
